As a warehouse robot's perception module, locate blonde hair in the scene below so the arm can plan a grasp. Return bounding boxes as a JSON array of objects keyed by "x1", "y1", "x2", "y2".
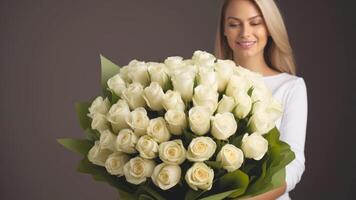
[{"x1": 215, "y1": 0, "x2": 297, "y2": 75}]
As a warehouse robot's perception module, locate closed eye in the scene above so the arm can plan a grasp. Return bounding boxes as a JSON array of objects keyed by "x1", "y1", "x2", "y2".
[
  {"x1": 250, "y1": 20, "x2": 263, "y2": 26},
  {"x1": 228, "y1": 24, "x2": 240, "y2": 27},
  {"x1": 251, "y1": 23, "x2": 261, "y2": 26}
]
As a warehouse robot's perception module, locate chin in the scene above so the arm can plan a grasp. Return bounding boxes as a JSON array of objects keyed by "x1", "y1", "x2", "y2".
[
  {"x1": 233, "y1": 46, "x2": 264, "y2": 59},
  {"x1": 234, "y1": 49, "x2": 258, "y2": 58}
]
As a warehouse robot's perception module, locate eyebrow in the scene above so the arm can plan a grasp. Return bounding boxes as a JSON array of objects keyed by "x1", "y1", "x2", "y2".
[{"x1": 227, "y1": 15, "x2": 262, "y2": 21}]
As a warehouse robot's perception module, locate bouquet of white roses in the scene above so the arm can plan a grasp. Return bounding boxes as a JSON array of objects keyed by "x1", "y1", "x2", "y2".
[{"x1": 58, "y1": 50, "x2": 295, "y2": 200}]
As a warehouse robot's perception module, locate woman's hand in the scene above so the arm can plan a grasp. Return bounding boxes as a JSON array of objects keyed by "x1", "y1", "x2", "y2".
[{"x1": 240, "y1": 182, "x2": 287, "y2": 200}]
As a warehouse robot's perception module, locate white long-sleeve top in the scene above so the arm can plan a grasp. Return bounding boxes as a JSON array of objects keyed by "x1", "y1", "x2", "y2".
[{"x1": 262, "y1": 73, "x2": 308, "y2": 200}]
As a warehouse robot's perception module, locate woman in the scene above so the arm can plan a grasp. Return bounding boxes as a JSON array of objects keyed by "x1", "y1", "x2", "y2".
[{"x1": 215, "y1": 0, "x2": 308, "y2": 200}]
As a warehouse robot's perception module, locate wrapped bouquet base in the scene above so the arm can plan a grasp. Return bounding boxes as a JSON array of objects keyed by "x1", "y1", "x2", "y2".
[{"x1": 58, "y1": 50, "x2": 295, "y2": 200}]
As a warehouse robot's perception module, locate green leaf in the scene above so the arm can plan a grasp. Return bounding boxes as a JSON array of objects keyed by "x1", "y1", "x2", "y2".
[
  {"x1": 75, "y1": 102, "x2": 91, "y2": 130},
  {"x1": 84, "y1": 128, "x2": 100, "y2": 141},
  {"x1": 264, "y1": 127, "x2": 279, "y2": 146},
  {"x1": 205, "y1": 161, "x2": 222, "y2": 171},
  {"x1": 264, "y1": 127, "x2": 295, "y2": 175},
  {"x1": 164, "y1": 77, "x2": 173, "y2": 92},
  {"x1": 118, "y1": 190, "x2": 136, "y2": 200},
  {"x1": 217, "y1": 170, "x2": 249, "y2": 198},
  {"x1": 182, "y1": 129, "x2": 197, "y2": 148},
  {"x1": 215, "y1": 139, "x2": 228, "y2": 155},
  {"x1": 57, "y1": 138, "x2": 93, "y2": 156},
  {"x1": 77, "y1": 157, "x2": 134, "y2": 193},
  {"x1": 199, "y1": 189, "x2": 237, "y2": 200},
  {"x1": 100, "y1": 54, "x2": 120, "y2": 97},
  {"x1": 271, "y1": 167, "x2": 285, "y2": 188},
  {"x1": 230, "y1": 134, "x2": 243, "y2": 148},
  {"x1": 247, "y1": 86, "x2": 254, "y2": 96},
  {"x1": 196, "y1": 170, "x2": 249, "y2": 200},
  {"x1": 239, "y1": 127, "x2": 295, "y2": 198},
  {"x1": 108, "y1": 89, "x2": 120, "y2": 104},
  {"x1": 184, "y1": 188, "x2": 206, "y2": 200},
  {"x1": 136, "y1": 185, "x2": 166, "y2": 200},
  {"x1": 138, "y1": 194, "x2": 155, "y2": 200},
  {"x1": 244, "y1": 157, "x2": 271, "y2": 196},
  {"x1": 233, "y1": 118, "x2": 249, "y2": 137}
]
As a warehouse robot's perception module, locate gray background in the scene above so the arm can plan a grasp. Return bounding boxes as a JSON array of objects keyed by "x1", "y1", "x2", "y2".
[{"x1": 1, "y1": 0, "x2": 355, "y2": 199}]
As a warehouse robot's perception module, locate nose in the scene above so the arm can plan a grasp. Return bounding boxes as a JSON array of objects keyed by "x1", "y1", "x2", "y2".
[{"x1": 239, "y1": 24, "x2": 252, "y2": 39}]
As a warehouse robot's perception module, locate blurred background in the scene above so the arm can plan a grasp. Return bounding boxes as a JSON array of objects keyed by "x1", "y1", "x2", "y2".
[{"x1": 0, "y1": 0, "x2": 355, "y2": 199}]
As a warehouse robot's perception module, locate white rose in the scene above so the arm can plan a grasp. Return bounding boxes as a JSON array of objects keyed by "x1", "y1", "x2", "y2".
[
  {"x1": 247, "y1": 112, "x2": 275, "y2": 134},
  {"x1": 107, "y1": 73, "x2": 126, "y2": 97},
  {"x1": 186, "y1": 137, "x2": 216, "y2": 162},
  {"x1": 233, "y1": 91, "x2": 252, "y2": 119},
  {"x1": 88, "y1": 96, "x2": 110, "y2": 118},
  {"x1": 99, "y1": 129, "x2": 116, "y2": 151},
  {"x1": 115, "y1": 129, "x2": 138, "y2": 154},
  {"x1": 162, "y1": 90, "x2": 185, "y2": 111},
  {"x1": 233, "y1": 65, "x2": 262, "y2": 79},
  {"x1": 159, "y1": 139, "x2": 186, "y2": 165},
  {"x1": 105, "y1": 152, "x2": 130, "y2": 176},
  {"x1": 232, "y1": 65, "x2": 249, "y2": 74},
  {"x1": 87, "y1": 141, "x2": 113, "y2": 167},
  {"x1": 91, "y1": 113, "x2": 109, "y2": 132},
  {"x1": 214, "y1": 59, "x2": 235, "y2": 93},
  {"x1": 267, "y1": 98, "x2": 283, "y2": 121},
  {"x1": 136, "y1": 135, "x2": 159, "y2": 159},
  {"x1": 241, "y1": 133, "x2": 268, "y2": 160},
  {"x1": 125, "y1": 107, "x2": 150, "y2": 136},
  {"x1": 185, "y1": 162, "x2": 214, "y2": 191},
  {"x1": 183, "y1": 59, "x2": 194, "y2": 66},
  {"x1": 119, "y1": 65, "x2": 131, "y2": 83},
  {"x1": 171, "y1": 63, "x2": 197, "y2": 75},
  {"x1": 123, "y1": 156, "x2": 156, "y2": 185},
  {"x1": 192, "y1": 50, "x2": 216, "y2": 69},
  {"x1": 234, "y1": 66, "x2": 265, "y2": 88},
  {"x1": 233, "y1": 65, "x2": 253, "y2": 76},
  {"x1": 192, "y1": 85, "x2": 219, "y2": 114},
  {"x1": 251, "y1": 100, "x2": 268, "y2": 115},
  {"x1": 127, "y1": 60, "x2": 150, "y2": 87},
  {"x1": 164, "y1": 56, "x2": 184, "y2": 73},
  {"x1": 217, "y1": 95, "x2": 236, "y2": 114},
  {"x1": 216, "y1": 144, "x2": 244, "y2": 172},
  {"x1": 147, "y1": 62, "x2": 170, "y2": 91},
  {"x1": 188, "y1": 106, "x2": 212, "y2": 136},
  {"x1": 226, "y1": 75, "x2": 251, "y2": 97},
  {"x1": 197, "y1": 67, "x2": 218, "y2": 91},
  {"x1": 122, "y1": 82, "x2": 146, "y2": 110},
  {"x1": 171, "y1": 69, "x2": 196, "y2": 102},
  {"x1": 211, "y1": 112, "x2": 238, "y2": 140},
  {"x1": 164, "y1": 109, "x2": 187, "y2": 135},
  {"x1": 252, "y1": 98, "x2": 283, "y2": 121},
  {"x1": 151, "y1": 163, "x2": 181, "y2": 190},
  {"x1": 147, "y1": 117, "x2": 171, "y2": 143},
  {"x1": 143, "y1": 82, "x2": 165, "y2": 111},
  {"x1": 106, "y1": 99, "x2": 131, "y2": 132},
  {"x1": 250, "y1": 85, "x2": 272, "y2": 103}
]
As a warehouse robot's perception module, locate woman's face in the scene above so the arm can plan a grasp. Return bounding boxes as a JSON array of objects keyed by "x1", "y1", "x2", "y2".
[{"x1": 224, "y1": 0, "x2": 269, "y2": 60}]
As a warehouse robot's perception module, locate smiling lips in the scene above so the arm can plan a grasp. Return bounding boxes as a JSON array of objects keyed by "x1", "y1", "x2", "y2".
[{"x1": 236, "y1": 41, "x2": 256, "y2": 49}]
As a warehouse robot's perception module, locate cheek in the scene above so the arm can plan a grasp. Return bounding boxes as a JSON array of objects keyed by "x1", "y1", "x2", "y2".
[
  {"x1": 224, "y1": 28, "x2": 238, "y2": 46},
  {"x1": 255, "y1": 27, "x2": 269, "y2": 42}
]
